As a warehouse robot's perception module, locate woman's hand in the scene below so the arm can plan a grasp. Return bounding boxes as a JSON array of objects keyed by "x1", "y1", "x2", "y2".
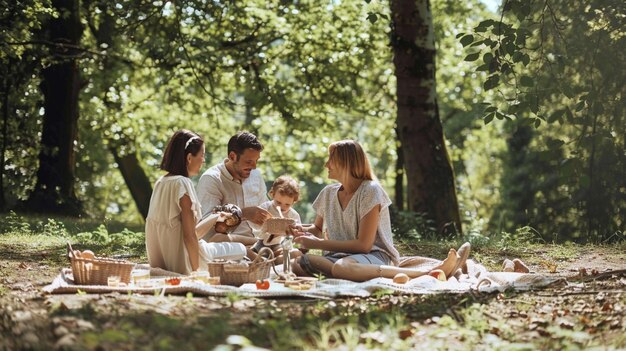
[{"x1": 293, "y1": 233, "x2": 322, "y2": 249}]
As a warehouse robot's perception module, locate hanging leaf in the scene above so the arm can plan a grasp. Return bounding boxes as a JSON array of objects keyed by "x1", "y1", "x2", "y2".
[
  {"x1": 575, "y1": 101, "x2": 586, "y2": 112},
  {"x1": 484, "y1": 112, "x2": 495, "y2": 124},
  {"x1": 464, "y1": 52, "x2": 480, "y2": 61},
  {"x1": 483, "y1": 74, "x2": 500, "y2": 90},
  {"x1": 483, "y1": 52, "x2": 493, "y2": 64},
  {"x1": 548, "y1": 109, "x2": 565, "y2": 123},
  {"x1": 460, "y1": 34, "x2": 474, "y2": 47},
  {"x1": 561, "y1": 85, "x2": 575, "y2": 99},
  {"x1": 484, "y1": 105, "x2": 497, "y2": 113},
  {"x1": 476, "y1": 63, "x2": 490, "y2": 71},
  {"x1": 520, "y1": 75, "x2": 534, "y2": 87}
]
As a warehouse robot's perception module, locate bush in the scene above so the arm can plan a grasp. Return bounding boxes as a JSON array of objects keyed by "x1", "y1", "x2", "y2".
[{"x1": 389, "y1": 206, "x2": 437, "y2": 242}]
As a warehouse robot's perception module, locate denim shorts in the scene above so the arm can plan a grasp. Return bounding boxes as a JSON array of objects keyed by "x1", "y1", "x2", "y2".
[{"x1": 298, "y1": 251, "x2": 391, "y2": 277}]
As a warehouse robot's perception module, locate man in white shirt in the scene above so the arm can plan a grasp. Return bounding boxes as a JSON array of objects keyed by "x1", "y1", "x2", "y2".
[{"x1": 196, "y1": 131, "x2": 272, "y2": 245}]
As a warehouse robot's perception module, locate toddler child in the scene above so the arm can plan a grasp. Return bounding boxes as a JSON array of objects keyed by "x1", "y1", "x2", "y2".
[{"x1": 252, "y1": 175, "x2": 302, "y2": 260}]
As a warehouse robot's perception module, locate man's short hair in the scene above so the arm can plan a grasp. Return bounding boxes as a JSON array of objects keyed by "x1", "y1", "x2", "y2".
[{"x1": 227, "y1": 131, "x2": 263, "y2": 158}]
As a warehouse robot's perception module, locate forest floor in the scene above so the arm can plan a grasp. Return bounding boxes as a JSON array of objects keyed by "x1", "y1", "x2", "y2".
[{"x1": 0, "y1": 235, "x2": 625, "y2": 350}]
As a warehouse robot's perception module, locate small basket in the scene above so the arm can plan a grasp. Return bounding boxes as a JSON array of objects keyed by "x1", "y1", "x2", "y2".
[
  {"x1": 263, "y1": 217, "x2": 295, "y2": 235},
  {"x1": 207, "y1": 247, "x2": 275, "y2": 286},
  {"x1": 67, "y1": 243, "x2": 135, "y2": 285}
]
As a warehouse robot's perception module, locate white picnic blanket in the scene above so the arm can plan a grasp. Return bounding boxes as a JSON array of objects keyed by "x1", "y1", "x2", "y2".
[{"x1": 43, "y1": 260, "x2": 562, "y2": 299}]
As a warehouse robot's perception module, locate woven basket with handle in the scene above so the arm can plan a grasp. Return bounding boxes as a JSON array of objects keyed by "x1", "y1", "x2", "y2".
[
  {"x1": 67, "y1": 243, "x2": 135, "y2": 285},
  {"x1": 207, "y1": 247, "x2": 275, "y2": 286}
]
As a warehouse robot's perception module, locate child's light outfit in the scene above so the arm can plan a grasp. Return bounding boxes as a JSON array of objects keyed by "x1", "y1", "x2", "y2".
[
  {"x1": 145, "y1": 175, "x2": 246, "y2": 275},
  {"x1": 251, "y1": 200, "x2": 301, "y2": 253}
]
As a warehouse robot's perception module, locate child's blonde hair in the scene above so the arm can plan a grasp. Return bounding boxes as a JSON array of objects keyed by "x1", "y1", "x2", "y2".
[{"x1": 269, "y1": 175, "x2": 300, "y2": 202}]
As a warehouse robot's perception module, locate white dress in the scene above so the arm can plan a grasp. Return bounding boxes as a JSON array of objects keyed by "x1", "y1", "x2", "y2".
[{"x1": 145, "y1": 175, "x2": 245, "y2": 274}]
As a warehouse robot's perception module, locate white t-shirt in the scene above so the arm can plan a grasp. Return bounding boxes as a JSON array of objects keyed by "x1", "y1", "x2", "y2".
[
  {"x1": 196, "y1": 160, "x2": 268, "y2": 239},
  {"x1": 312, "y1": 180, "x2": 400, "y2": 265},
  {"x1": 145, "y1": 175, "x2": 245, "y2": 274}
]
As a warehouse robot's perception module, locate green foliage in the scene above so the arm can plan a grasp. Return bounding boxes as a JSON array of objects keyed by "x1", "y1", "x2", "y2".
[
  {"x1": 75, "y1": 225, "x2": 144, "y2": 251},
  {"x1": 389, "y1": 206, "x2": 437, "y2": 241},
  {"x1": 1, "y1": 211, "x2": 32, "y2": 234},
  {"x1": 3, "y1": 0, "x2": 622, "y2": 244},
  {"x1": 457, "y1": 0, "x2": 625, "y2": 242},
  {"x1": 39, "y1": 218, "x2": 69, "y2": 238}
]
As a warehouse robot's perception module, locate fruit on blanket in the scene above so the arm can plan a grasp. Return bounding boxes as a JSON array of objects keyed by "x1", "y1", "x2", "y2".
[
  {"x1": 393, "y1": 273, "x2": 410, "y2": 284},
  {"x1": 81, "y1": 250, "x2": 95, "y2": 259},
  {"x1": 255, "y1": 279, "x2": 270, "y2": 290},
  {"x1": 428, "y1": 269, "x2": 447, "y2": 281},
  {"x1": 165, "y1": 277, "x2": 181, "y2": 286}
]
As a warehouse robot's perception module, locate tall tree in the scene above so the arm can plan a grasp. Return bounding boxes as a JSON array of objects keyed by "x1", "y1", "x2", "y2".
[
  {"x1": 25, "y1": 0, "x2": 83, "y2": 215},
  {"x1": 390, "y1": 0, "x2": 462, "y2": 236}
]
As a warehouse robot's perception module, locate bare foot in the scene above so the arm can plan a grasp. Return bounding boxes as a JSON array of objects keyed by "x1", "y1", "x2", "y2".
[
  {"x1": 513, "y1": 258, "x2": 530, "y2": 273},
  {"x1": 502, "y1": 259, "x2": 515, "y2": 272},
  {"x1": 436, "y1": 248, "x2": 459, "y2": 277},
  {"x1": 452, "y1": 242, "x2": 471, "y2": 274}
]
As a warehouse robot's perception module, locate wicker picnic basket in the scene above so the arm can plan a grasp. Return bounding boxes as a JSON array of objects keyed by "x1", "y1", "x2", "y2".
[
  {"x1": 264, "y1": 217, "x2": 295, "y2": 235},
  {"x1": 207, "y1": 247, "x2": 275, "y2": 286},
  {"x1": 67, "y1": 243, "x2": 135, "y2": 285}
]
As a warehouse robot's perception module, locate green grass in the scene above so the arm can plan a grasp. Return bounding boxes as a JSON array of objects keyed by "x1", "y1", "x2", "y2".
[{"x1": 1, "y1": 212, "x2": 625, "y2": 350}]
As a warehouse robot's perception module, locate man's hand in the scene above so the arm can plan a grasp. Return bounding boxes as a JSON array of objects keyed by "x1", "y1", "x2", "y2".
[{"x1": 242, "y1": 206, "x2": 272, "y2": 225}]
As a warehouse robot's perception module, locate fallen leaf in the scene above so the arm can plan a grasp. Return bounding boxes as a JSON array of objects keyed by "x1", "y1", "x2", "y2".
[{"x1": 398, "y1": 328, "x2": 413, "y2": 340}]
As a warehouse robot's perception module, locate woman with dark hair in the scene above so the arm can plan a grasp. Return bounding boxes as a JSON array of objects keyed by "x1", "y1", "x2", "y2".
[
  {"x1": 292, "y1": 139, "x2": 470, "y2": 282},
  {"x1": 145, "y1": 130, "x2": 246, "y2": 274}
]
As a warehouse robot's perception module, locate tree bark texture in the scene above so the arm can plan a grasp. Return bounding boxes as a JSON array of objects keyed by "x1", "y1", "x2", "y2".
[
  {"x1": 0, "y1": 64, "x2": 9, "y2": 210},
  {"x1": 394, "y1": 133, "x2": 404, "y2": 210},
  {"x1": 26, "y1": 0, "x2": 83, "y2": 215},
  {"x1": 110, "y1": 146, "x2": 152, "y2": 219},
  {"x1": 390, "y1": 0, "x2": 462, "y2": 235}
]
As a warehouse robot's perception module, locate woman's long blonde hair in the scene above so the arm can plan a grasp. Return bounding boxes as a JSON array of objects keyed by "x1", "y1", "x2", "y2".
[{"x1": 328, "y1": 140, "x2": 375, "y2": 181}]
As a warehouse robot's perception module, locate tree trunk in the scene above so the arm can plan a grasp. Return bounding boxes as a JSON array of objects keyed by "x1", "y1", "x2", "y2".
[
  {"x1": 394, "y1": 132, "x2": 404, "y2": 210},
  {"x1": 25, "y1": 0, "x2": 83, "y2": 215},
  {"x1": 87, "y1": 0, "x2": 153, "y2": 219},
  {"x1": 502, "y1": 122, "x2": 534, "y2": 229},
  {"x1": 110, "y1": 146, "x2": 152, "y2": 219},
  {"x1": 0, "y1": 63, "x2": 9, "y2": 210},
  {"x1": 390, "y1": 0, "x2": 462, "y2": 236}
]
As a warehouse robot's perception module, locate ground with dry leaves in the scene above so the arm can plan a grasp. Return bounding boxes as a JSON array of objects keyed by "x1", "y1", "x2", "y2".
[{"x1": 1, "y1": 236, "x2": 625, "y2": 350}]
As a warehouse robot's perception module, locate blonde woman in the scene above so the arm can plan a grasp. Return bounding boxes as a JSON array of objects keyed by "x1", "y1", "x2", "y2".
[{"x1": 292, "y1": 140, "x2": 468, "y2": 282}]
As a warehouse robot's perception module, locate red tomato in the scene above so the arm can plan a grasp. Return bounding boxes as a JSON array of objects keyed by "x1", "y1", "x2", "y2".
[
  {"x1": 255, "y1": 279, "x2": 270, "y2": 290},
  {"x1": 165, "y1": 277, "x2": 181, "y2": 286}
]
